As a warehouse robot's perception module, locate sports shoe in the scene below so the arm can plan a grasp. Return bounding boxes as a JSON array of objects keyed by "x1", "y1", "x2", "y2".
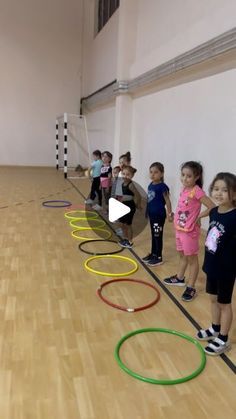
[
  {"x1": 118, "y1": 239, "x2": 133, "y2": 248},
  {"x1": 181, "y1": 287, "x2": 196, "y2": 302},
  {"x1": 142, "y1": 254, "x2": 153, "y2": 263},
  {"x1": 92, "y1": 204, "x2": 102, "y2": 211},
  {"x1": 163, "y1": 274, "x2": 185, "y2": 286},
  {"x1": 85, "y1": 199, "x2": 94, "y2": 205},
  {"x1": 196, "y1": 327, "x2": 219, "y2": 341},
  {"x1": 147, "y1": 257, "x2": 163, "y2": 266},
  {"x1": 204, "y1": 337, "x2": 231, "y2": 356}
]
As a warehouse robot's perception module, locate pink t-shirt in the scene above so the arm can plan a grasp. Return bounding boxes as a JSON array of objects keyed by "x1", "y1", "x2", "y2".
[{"x1": 174, "y1": 185, "x2": 205, "y2": 232}]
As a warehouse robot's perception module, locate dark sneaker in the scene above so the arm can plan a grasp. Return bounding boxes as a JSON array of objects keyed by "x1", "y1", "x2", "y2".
[
  {"x1": 163, "y1": 274, "x2": 185, "y2": 286},
  {"x1": 181, "y1": 287, "x2": 196, "y2": 302},
  {"x1": 147, "y1": 257, "x2": 163, "y2": 266},
  {"x1": 118, "y1": 239, "x2": 133, "y2": 248},
  {"x1": 142, "y1": 253, "x2": 153, "y2": 263}
]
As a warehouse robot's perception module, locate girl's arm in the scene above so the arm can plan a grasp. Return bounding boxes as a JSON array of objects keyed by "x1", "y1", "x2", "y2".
[
  {"x1": 163, "y1": 192, "x2": 173, "y2": 222},
  {"x1": 198, "y1": 196, "x2": 215, "y2": 219},
  {"x1": 129, "y1": 182, "x2": 142, "y2": 209}
]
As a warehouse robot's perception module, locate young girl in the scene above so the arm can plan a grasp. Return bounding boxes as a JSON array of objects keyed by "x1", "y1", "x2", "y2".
[
  {"x1": 115, "y1": 152, "x2": 132, "y2": 196},
  {"x1": 85, "y1": 150, "x2": 102, "y2": 206},
  {"x1": 196, "y1": 172, "x2": 236, "y2": 355},
  {"x1": 142, "y1": 162, "x2": 173, "y2": 266},
  {"x1": 164, "y1": 161, "x2": 215, "y2": 301},
  {"x1": 93, "y1": 151, "x2": 112, "y2": 211},
  {"x1": 118, "y1": 165, "x2": 141, "y2": 248},
  {"x1": 119, "y1": 151, "x2": 131, "y2": 171}
]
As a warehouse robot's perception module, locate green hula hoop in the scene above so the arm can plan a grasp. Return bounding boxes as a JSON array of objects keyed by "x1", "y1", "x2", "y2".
[
  {"x1": 71, "y1": 227, "x2": 112, "y2": 241},
  {"x1": 64, "y1": 210, "x2": 99, "y2": 220},
  {"x1": 69, "y1": 218, "x2": 106, "y2": 229},
  {"x1": 115, "y1": 328, "x2": 206, "y2": 385}
]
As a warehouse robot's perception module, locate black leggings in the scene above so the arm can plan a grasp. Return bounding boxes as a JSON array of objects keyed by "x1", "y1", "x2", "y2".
[
  {"x1": 90, "y1": 177, "x2": 102, "y2": 205},
  {"x1": 149, "y1": 215, "x2": 166, "y2": 258}
]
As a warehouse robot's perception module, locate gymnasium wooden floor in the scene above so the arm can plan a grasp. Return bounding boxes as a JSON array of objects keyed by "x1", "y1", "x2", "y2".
[{"x1": 0, "y1": 166, "x2": 235, "y2": 419}]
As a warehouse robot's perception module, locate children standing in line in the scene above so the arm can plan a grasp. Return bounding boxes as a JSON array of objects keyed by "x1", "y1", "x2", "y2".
[
  {"x1": 95, "y1": 151, "x2": 112, "y2": 212},
  {"x1": 118, "y1": 165, "x2": 141, "y2": 248},
  {"x1": 164, "y1": 161, "x2": 215, "y2": 302},
  {"x1": 197, "y1": 172, "x2": 236, "y2": 355},
  {"x1": 142, "y1": 162, "x2": 173, "y2": 266},
  {"x1": 85, "y1": 150, "x2": 103, "y2": 206}
]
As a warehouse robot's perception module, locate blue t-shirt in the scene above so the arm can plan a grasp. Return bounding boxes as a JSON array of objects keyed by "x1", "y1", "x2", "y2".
[
  {"x1": 91, "y1": 159, "x2": 103, "y2": 178},
  {"x1": 147, "y1": 182, "x2": 169, "y2": 218}
]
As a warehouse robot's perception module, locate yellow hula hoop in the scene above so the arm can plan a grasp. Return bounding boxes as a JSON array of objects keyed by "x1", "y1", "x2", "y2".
[
  {"x1": 69, "y1": 218, "x2": 106, "y2": 229},
  {"x1": 84, "y1": 254, "x2": 138, "y2": 277},
  {"x1": 71, "y1": 228, "x2": 112, "y2": 241},
  {"x1": 64, "y1": 210, "x2": 99, "y2": 220}
]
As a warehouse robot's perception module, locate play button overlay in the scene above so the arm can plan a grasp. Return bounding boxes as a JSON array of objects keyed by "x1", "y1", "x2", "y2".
[
  {"x1": 108, "y1": 198, "x2": 130, "y2": 222},
  {"x1": 85, "y1": 179, "x2": 148, "y2": 240}
]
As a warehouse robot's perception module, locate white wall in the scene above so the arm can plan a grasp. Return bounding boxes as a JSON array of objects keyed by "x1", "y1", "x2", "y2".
[
  {"x1": 131, "y1": 0, "x2": 236, "y2": 77},
  {"x1": 0, "y1": 0, "x2": 82, "y2": 166},
  {"x1": 82, "y1": 0, "x2": 119, "y2": 96},
  {"x1": 86, "y1": 105, "x2": 116, "y2": 159}
]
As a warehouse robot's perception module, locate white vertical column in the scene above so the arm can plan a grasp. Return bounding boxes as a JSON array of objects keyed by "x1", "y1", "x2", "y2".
[
  {"x1": 63, "y1": 112, "x2": 68, "y2": 178},
  {"x1": 56, "y1": 119, "x2": 59, "y2": 169},
  {"x1": 113, "y1": 0, "x2": 138, "y2": 163}
]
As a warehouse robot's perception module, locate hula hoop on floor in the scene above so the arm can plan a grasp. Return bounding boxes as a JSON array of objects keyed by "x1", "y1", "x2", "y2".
[
  {"x1": 84, "y1": 255, "x2": 138, "y2": 277},
  {"x1": 115, "y1": 328, "x2": 206, "y2": 385},
  {"x1": 64, "y1": 204, "x2": 85, "y2": 211},
  {"x1": 78, "y1": 239, "x2": 124, "y2": 255},
  {"x1": 71, "y1": 228, "x2": 112, "y2": 241},
  {"x1": 42, "y1": 200, "x2": 72, "y2": 208},
  {"x1": 97, "y1": 278, "x2": 160, "y2": 312},
  {"x1": 69, "y1": 218, "x2": 106, "y2": 229},
  {"x1": 64, "y1": 210, "x2": 98, "y2": 220}
]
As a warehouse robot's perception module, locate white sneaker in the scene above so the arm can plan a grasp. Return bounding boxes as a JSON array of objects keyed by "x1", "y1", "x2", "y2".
[
  {"x1": 85, "y1": 199, "x2": 94, "y2": 205},
  {"x1": 92, "y1": 204, "x2": 102, "y2": 210}
]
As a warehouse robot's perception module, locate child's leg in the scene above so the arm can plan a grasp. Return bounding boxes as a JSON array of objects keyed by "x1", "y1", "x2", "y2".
[
  {"x1": 103, "y1": 187, "x2": 111, "y2": 211},
  {"x1": 204, "y1": 299, "x2": 232, "y2": 355},
  {"x1": 90, "y1": 178, "x2": 96, "y2": 200},
  {"x1": 218, "y1": 303, "x2": 233, "y2": 336},
  {"x1": 126, "y1": 225, "x2": 133, "y2": 242},
  {"x1": 196, "y1": 294, "x2": 220, "y2": 340},
  {"x1": 177, "y1": 251, "x2": 188, "y2": 279},
  {"x1": 186, "y1": 254, "x2": 199, "y2": 288},
  {"x1": 150, "y1": 217, "x2": 165, "y2": 259},
  {"x1": 211, "y1": 294, "x2": 221, "y2": 324},
  {"x1": 121, "y1": 223, "x2": 128, "y2": 238}
]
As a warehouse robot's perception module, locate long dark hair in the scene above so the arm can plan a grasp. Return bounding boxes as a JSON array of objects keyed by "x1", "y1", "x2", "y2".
[
  {"x1": 181, "y1": 161, "x2": 203, "y2": 188},
  {"x1": 209, "y1": 172, "x2": 236, "y2": 207}
]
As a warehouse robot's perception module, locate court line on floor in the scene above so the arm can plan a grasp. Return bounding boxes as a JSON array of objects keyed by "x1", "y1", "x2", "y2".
[{"x1": 68, "y1": 178, "x2": 236, "y2": 374}]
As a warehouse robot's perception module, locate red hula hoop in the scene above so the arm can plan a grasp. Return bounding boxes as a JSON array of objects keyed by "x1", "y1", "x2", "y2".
[
  {"x1": 97, "y1": 278, "x2": 160, "y2": 312},
  {"x1": 64, "y1": 204, "x2": 85, "y2": 211}
]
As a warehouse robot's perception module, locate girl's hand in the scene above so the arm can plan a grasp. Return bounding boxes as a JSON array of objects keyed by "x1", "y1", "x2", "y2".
[
  {"x1": 168, "y1": 212, "x2": 174, "y2": 222},
  {"x1": 196, "y1": 218, "x2": 201, "y2": 227}
]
